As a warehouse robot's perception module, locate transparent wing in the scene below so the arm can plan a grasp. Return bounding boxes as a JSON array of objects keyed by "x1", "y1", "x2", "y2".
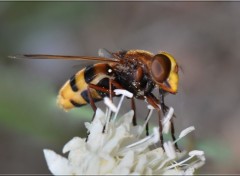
[{"x1": 98, "y1": 48, "x2": 114, "y2": 58}]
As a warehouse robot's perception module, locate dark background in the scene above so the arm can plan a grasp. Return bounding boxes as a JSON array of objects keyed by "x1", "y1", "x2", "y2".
[{"x1": 1, "y1": 2, "x2": 240, "y2": 174}]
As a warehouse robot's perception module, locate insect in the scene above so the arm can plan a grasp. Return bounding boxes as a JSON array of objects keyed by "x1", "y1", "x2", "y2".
[{"x1": 15, "y1": 49, "x2": 179, "y2": 149}]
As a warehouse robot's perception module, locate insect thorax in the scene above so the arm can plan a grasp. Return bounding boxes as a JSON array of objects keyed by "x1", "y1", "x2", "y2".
[{"x1": 113, "y1": 58, "x2": 155, "y2": 99}]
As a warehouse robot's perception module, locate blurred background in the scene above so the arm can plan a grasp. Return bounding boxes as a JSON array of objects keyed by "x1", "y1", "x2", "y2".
[{"x1": 0, "y1": 2, "x2": 240, "y2": 174}]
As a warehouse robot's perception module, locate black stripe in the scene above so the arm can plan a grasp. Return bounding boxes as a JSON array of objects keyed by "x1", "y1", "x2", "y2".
[
  {"x1": 96, "y1": 78, "x2": 109, "y2": 97},
  {"x1": 84, "y1": 65, "x2": 96, "y2": 83},
  {"x1": 70, "y1": 75, "x2": 78, "y2": 92},
  {"x1": 97, "y1": 77, "x2": 109, "y2": 88},
  {"x1": 81, "y1": 90, "x2": 90, "y2": 103},
  {"x1": 70, "y1": 100, "x2": 83, "y2": 107},
  {"x1": 81, "y1": 90, "x2": 101, "y2": 103}
]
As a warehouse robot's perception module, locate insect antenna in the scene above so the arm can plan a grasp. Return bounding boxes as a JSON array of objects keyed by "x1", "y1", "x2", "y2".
[{"x1": 9, "y1": 54, "x2": 120, "y2": 63}]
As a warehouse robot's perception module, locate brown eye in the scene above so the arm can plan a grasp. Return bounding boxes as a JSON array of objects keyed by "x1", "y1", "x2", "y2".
[{"x1": 151, "y1": 54, "x2": 171, "y2": 82}]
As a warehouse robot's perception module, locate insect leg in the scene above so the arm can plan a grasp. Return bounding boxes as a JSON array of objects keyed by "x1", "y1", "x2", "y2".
[
  {"x1": 108, "y1": 78, "x2": 124, "y2": 99},
  {"x1": 109, "y1": 79, "x2": 113, "y2": 101},
  {"x1": 159, "y1": 89, "x2": 180, "y2": 151},
  {"x1": 88, "y1": 84, "x2": 111, "y2": 94},
  {"x1": 87, "y1": 84, "x2": 113, "y2": 119},
  {"x1": 144, "y1": 109, "x2": 151, "y2": 136},
  {"x1": 159, "y1": 89, "x2": 169, "y2": 114},
  {"x1": 170, "y1": 118, "x2": 180, "y2": 151},
  {"x1": 109, "y1": 79, "x2": 137, "y2": 126},
  {"x1": 88, "y1": 80, "x2": 122, "y2": 133},
  {"x1": 131, "y1": 98, "x2": 137, "y2": 126},
  {"x1": 146, "y1": 94, "x2": 164, "y2": 149},
  {"x1": 85, "y1": 84, "x2": 115, "y2": 140},
  {"x1": 87, "y1": 86, "x2": 97, "y2": 113},
  {"x1": 146, "y1": 120, "x2": 149, "y2": 136},
  {"x1": 85, "y1": 86, "x2": 98, "y2": 142},
  {"x1": 110, "y1": 79, "x2": 124, "y2": 89}
]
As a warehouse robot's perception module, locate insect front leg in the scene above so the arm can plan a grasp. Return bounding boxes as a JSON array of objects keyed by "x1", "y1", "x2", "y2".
[
  {"x1": 170, "y1": 118, "x2": 180, "y2": 151},
  {"x1": 146, "y1": 94, "x2": 164, "y2": 149},
  {"x1": 159, "y1": 89, "x2": 169, "y2": 114},
  {"x1": 159, "y1": 89, "x2": 180, "y2": 151}
]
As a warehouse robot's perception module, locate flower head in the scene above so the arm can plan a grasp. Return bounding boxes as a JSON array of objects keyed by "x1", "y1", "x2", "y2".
[{"x1": 44, "y1": 89, "x2": 205, "y2": 175}]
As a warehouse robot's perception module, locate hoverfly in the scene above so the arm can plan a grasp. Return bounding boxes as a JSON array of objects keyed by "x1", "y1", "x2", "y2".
[{"x1": 14, "y1": 49, "x2": 179, "y2": 149}]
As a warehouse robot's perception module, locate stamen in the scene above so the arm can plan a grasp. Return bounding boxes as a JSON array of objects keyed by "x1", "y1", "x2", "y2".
[
  {"x1": 189, "y1": 150, "x2": 204, "y2": 157},
  {"x1": 112, "y1": 89, "x2": 133, "y2": 122},
  {"x1": 121, "y1": 127, "x2": 159, "y2": 153},
  {"x1": 113, "y1": 95, "x2": 125, "y2": 122},
  {"x1": 179, "y1": 126, "x2": 195, "y2": 139},
  {"x1": 190, "y1": 160, "x2": 205, "y2": 169},
  {"x1": 162, "y1": 107, "x2": 174, "y2": 134},
  {"x1": 174, "y1": 126, "x2": 195, "y2": 144},
  {"x1": 165, "y1": 155, "x2": 194, "y2": 170},
  {"x1": 152, "y1": 127, "x2": 160, "y2": 143},
  {"x1": 138, "y1": 108, "x2": 154, "y2": 137},
  {"x1": 147, "y1": 105, "x2": 155, "y2": 110},
  {"x1": 162, "y1": 107, "x2": 174, "y2": 126},
  {"x1": 104, "y1": 97, "x2": 117, "y2": 112},
  {"x1": 189, "y1": 150, "x2": 206, "y2": 161},
  {"x1": 114, "y1": 89, "x2": 133, "y2": 98},
  {"x1": 163, "y1": 141, "x2": 176, "y2": 160},
  {"x1": 165, "y1": 150, "x2": 205, "y2": 171},
  {"x1": 104, "y1": 107, "x2": 111, "y2": 133}
]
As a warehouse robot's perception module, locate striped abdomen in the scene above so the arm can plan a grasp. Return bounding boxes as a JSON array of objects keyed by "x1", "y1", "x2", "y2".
[{"x1": 57, "y1": 63, "x2": 114, "y2": 110}]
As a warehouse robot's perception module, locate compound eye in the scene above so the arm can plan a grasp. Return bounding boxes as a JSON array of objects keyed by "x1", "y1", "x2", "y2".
[{"x1": 151, "y1": 54, "x2": 171, "y2": 83}]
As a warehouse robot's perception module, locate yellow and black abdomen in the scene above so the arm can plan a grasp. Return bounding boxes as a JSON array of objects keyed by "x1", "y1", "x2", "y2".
[{"x1": 57, "y1": 63, "x2": 114, "y2": 111}]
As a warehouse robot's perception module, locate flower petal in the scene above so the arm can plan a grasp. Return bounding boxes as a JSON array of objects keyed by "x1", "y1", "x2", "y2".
[
  {"x1": 113, "y1": 150, "x2": 135, "y2": 174},
  {"x1": 43, "y1": 149, "x2": 71, "y2": 175},
  {"x1": 163, "y1": 141, "x2": 176, "y2": 160},
  {"x1": 162, "y1": 169, "x2": 184, "y2": 175},
  {"x1": 99, "y1": 154, "x2": 116, "y2": 174},
  {"x1": 134, "y1": 155, "x2": 147, "y2": 174},
  {"x1": 43, "y1": 96, "x2": 205, "y2": 175},
  {"x1": 102, "y1": 125, "x2": 127, "y2": 154},
  {"x1": 63, "y1": 137, "x2": 85, "y2": 154},
  {"x1": 184, "y1": 167, "x2": 195, "y2": 175}
]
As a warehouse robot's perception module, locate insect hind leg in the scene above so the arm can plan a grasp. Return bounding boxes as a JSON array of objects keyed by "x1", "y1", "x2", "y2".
[
  {"x1": 87, "y1": 79, "x2": 122, "y2": 122},
  {"x1": 85, "y1": 84, "x2": 113, "y2": 142}
]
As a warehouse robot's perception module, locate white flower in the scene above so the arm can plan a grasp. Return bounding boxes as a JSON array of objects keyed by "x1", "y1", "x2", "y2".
[{"x1": 44, "y1": 90, "x2": 205, "y2": 175}]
